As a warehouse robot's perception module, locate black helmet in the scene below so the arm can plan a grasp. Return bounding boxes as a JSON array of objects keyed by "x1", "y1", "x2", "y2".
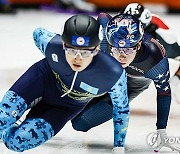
[{"x1": 62, "y1": 14, "x2": 102, "y2": 48}]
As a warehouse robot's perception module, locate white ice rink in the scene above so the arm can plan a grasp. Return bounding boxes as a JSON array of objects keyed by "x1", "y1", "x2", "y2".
[{"x1": 0, "y1": 9, "x2": 180, "y2": 154}]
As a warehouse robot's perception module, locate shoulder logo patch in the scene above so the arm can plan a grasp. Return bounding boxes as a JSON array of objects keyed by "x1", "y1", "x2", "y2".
[{"x1": 52, "y1": 53, "x2": 58, "y2": 62}]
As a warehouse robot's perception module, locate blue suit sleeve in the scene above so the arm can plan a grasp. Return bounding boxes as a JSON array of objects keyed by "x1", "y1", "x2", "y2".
[
  {"x1": 97, "y1": 13, "x2": 112, "y2": 53},
  {"x1": 33, "y1": 28, "x2": 56, "y2": 56},
  {"x1": 108, "y1": 70, "x2": 129, "y2": 147},
  {"x1": 145, "y1": 57, "x2": 171, "y2": 129}
]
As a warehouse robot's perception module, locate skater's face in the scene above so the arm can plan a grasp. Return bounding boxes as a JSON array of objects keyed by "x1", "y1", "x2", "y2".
[
  {"x1": 110, "y1": 42, "x2": 142, "y2": 68},
  {"x1": 64, "y1": 43, "x2": 99, "y2": 72}
]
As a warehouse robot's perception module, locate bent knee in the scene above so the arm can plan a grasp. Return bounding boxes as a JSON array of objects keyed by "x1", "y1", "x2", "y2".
[
  {"x1": 0, "y1": 109, "x2": 15, "y2": 131},
  {"x1": 4, "y1": 118, "x2": 54, "y2": 152},
  {"x1": 71, "y1": 116, "x2": 91, "y2": 132}
]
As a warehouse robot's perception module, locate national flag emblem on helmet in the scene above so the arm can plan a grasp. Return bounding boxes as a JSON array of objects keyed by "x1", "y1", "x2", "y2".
[{"x1": 106, "y1": 14, "x2": 144, "y2": 48}]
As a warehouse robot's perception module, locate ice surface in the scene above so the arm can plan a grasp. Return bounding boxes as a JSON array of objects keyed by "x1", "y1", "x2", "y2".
[{"x1": 0, "y1": 9, "x2": 179, "y2": 154}]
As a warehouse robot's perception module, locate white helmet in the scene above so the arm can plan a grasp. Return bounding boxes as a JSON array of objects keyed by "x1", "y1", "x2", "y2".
[{"x1": 123, "y1": 3, "x2": 152, "y2": 27}]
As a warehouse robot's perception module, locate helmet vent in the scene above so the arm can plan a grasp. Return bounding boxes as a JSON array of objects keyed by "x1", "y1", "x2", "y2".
[{"x1": 74, "y1": 15, "x2": 90, "y2": 35}]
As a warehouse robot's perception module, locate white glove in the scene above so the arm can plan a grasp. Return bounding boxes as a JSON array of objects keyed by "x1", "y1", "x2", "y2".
[
  {"x1": 112, "y1": 147, "x2": 125, "y2": 154},
  {"x1": 170, "y1": 75, "x2": 180, "y2": 104},
  {"x1": 154, "y1": 129, "x2": 180, "y2": 153}
]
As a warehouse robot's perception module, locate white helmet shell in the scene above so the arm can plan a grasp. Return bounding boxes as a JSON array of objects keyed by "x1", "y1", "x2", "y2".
[{"x1": 123, "y1": 3, "x2": 152, "y2": 26}]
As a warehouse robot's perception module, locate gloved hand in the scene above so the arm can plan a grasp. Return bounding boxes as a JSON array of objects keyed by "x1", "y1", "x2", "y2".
[
  {"x1": 112, "y1": 147, "x2": 125, "y2": 154},
  {"x1": 154, "y1": 129, "x2": 180, "y2": 153},
  {"x1": 170, "y1": 75, "x2": 180, "y2": 104}
]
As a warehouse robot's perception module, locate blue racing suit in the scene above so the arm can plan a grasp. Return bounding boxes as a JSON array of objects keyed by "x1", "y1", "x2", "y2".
[
  {"x1": 72, "y1": 13, "x2": 171, "y2": 146},
  {"x1": 0, "y1": 28, "x2": 128, "y2": 151}
]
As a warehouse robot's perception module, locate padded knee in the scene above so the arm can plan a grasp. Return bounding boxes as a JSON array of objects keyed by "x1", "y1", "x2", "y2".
[
  {"x1": 72, "y1": 95, "x2": 113, "y2": 132},
  {"x1": 0, "y1": 90, "x2": 27, "y2": 133},
  {"x1": 3, "y1": 118, "x2": 54, "y2": 152},
  {"x1": 72, "y1": 115, "x2": 91, "y2": 132}
]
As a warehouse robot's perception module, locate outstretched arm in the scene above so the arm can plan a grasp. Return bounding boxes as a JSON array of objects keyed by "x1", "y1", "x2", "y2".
[
  {"x1": 144, "y1": 57, "x2": 180, "y2": 152},
  {"x1": 145, "y1": 57, "x2": 171, "y2": 129},
  {"x1": 108, "y1": 70, "x2": 129, "y2": 153}
]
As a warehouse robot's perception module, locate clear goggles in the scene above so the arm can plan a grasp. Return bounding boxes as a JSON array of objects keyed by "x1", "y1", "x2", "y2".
[
  {"x1": 64, "y1": 44, "x2": 97, "y2": 58},
  {"x1": 110, "y1": 46, "x2": 137, "y2": 56}
]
